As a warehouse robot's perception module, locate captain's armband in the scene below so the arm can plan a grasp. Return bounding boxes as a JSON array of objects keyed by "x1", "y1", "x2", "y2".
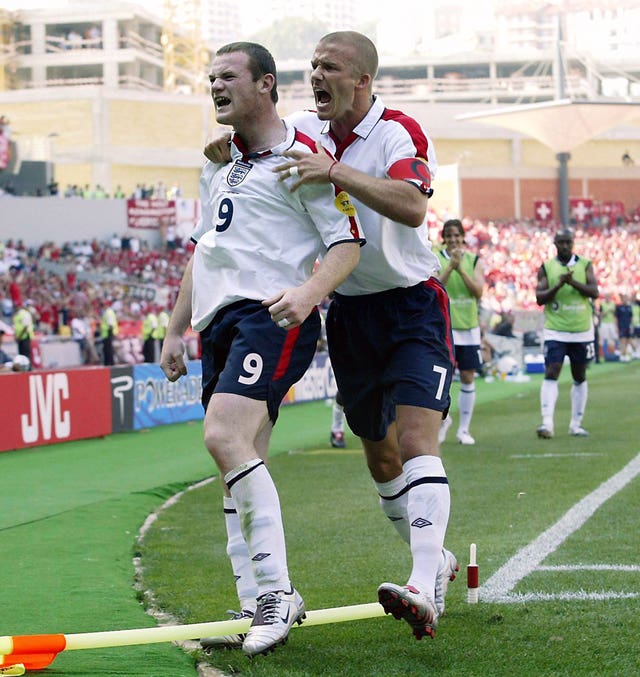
[{"x1": 387, "y1": 158, "x2": 433, "y2": 196}]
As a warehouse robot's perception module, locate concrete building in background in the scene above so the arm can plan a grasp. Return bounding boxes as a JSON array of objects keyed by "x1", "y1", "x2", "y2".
[
  {"x1": 0, "y1": 1, "x2": 638, "y2": 219},
  {"x1": 200, "y1": 0, "x2": 241, "y2": 49}
]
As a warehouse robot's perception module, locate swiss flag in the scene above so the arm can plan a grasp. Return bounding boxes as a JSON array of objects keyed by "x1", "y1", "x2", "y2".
[
  {"x1": 570, "y1": 198, "x2": 593, "y2": 222},
  {"x1": 534, "y1": 199, "x2": 553, "y2": 222}
]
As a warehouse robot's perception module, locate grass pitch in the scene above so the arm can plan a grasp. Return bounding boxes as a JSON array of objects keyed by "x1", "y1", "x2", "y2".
[{"x1": 139, "y1": 361, "x2": 640, "y2": 676}]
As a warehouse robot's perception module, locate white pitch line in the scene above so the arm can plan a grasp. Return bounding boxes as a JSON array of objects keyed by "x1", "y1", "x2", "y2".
[
  {"x1": 480, "y1": 452, "x2": 640, "y2": 603},
  {"x1": 133, "y1": 475, "x2": 224, "y2": 677},
  {"x1": 538, "y1": 564, "x2": 640, "y2": 572},
  {"x1": 496, "y1": 591, "x2": 640, "y2": 603},
  {"x1": 509, "y1": 453, "x2": 605, "y2": 459}
]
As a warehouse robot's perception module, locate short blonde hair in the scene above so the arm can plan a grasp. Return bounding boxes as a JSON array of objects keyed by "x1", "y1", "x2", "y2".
[{"x1": 318, "y1": 31, "x2": 378, "y2": 83}]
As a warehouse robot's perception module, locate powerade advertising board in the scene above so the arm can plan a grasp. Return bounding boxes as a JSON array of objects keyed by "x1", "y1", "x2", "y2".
[
  {"x1": 133, "y1": 362, "x2": 203, "y2": 429},
  {"x1": 110, "y1": 365, "x2": 135, "y2": 433},
  {"x1": 282, "y1": 351, "x2": 338, "y2": 404}
]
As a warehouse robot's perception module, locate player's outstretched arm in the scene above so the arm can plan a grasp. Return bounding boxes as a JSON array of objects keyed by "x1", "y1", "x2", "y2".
[{"x1": 160, "y1": 256, "x2": 194, "y2": 381}]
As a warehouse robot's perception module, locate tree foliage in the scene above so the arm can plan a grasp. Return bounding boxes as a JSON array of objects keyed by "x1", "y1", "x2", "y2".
[{"x1": 248, "y1": 17, "x2": 329, "y2": 60}]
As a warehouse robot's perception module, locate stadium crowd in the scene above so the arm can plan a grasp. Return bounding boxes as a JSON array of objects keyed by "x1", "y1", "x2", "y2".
[
  {"x1": 2, "y1": 218, "x2": 639, "y2": 368},
  {"x1": 2, "y1": 180, "x2": 185, "y2": 199},
  {"x1": 426, "y1": 218, "x2": 640, "y2": 315},
  {"x1": 58, "y1": 180, "x2": 183, "y2": 200}
]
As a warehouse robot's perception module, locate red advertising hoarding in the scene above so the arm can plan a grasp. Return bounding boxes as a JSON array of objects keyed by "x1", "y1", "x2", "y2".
[
  {"x1": 126, "y1": 199, "x2": 176, "y2": 229},
  {"x1": 0, "y1": 367, "x2": 112, "y2": 452}
]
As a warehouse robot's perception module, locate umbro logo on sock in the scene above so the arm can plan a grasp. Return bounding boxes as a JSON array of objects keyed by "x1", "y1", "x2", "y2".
[
  {"x1": 411, "y1": 517, "x2": 433, "y2": 528},
  {"x1": 252, "y1": 552, "x2": 271, "y2": 561}
]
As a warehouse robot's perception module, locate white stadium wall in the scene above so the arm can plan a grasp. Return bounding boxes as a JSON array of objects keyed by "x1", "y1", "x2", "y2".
[{"x1": 1, "y1": 196, "x2": 135, "y2": 246}]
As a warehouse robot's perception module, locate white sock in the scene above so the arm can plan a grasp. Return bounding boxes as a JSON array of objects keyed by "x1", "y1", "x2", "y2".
[
  {"x1": 225, "y1": 460, "x2": 290, "y2": 596},
  {"x1": 570, "y1": 381, "x2": 588, "y2": 427},
  {"x1": 331, "y1": 401, "x2": 345, "y2": 433},
  {"x1": 374, "y1": 474, "x2": 410, "y2": 544},
  {"x1": 458, "y1": 384, "x2": 476, "y2": 433},
  {"x1": 223, "y1": 496, "x2": 258, "y2": 612},
  {"x1": 404, "y1": 456, "x2": 450, "y2": 594},
  {"x1": 540, "y1": 379, "x2": 559, "y2": 429}
]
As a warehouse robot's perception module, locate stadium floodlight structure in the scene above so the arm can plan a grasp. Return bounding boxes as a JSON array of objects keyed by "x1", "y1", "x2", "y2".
[
  {"x1": 456, "y1": 16, "x2": 640, "y2": 225},
  {"x1": 457, "y1": 98, "x2": 640, "y2": 225}
]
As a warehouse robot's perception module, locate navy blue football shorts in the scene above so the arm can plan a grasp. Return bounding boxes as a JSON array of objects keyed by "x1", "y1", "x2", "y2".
[
  {"x1": 454, "y1": 344, "x2": 483, "y2": 372},
  {"x1": 543, "y1": 339, "x2": 595, "y2": 366},
  {"x1": 617, "y1": 323, "x2": 632, "y2": 339},
  {"x1": 327, "y1": 279, "x2": 454, "y2": 442},
  {"x1": 200, "y1": 299, "x2": 320, "y2": 422}
]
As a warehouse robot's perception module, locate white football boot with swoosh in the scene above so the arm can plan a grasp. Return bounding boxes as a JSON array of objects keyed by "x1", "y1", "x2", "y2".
[{"x1": 242, "y1": 588, "x2": 306, "y2": 656}]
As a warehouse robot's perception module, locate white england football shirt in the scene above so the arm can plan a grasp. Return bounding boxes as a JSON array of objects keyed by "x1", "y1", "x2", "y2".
[
  {"x1": 288, "y1": 96, "x2": 440, "y2": 295},
  {"x1": 190, "y1": 120, "x2": 363, "y2": 332}
]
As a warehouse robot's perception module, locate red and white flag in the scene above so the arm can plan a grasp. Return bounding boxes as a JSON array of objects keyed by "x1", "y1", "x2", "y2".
[
  {"x1": 534, "y1": 199, "x2": 553, "y2": 222},
  {"x1": 603, "y1": 200, "x2": 625, "y2": 219},
  {"x1": 569, "y1": 198, "x2": 593, "y2": 222}
]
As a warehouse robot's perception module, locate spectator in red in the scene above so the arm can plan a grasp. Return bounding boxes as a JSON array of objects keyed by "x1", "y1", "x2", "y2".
[{"x1": 9, "y1": 268, "x2": 23, "y2": 308}]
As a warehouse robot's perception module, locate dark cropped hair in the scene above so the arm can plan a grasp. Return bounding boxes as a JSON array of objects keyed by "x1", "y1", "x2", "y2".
[
  {"x1": 216, "y1": 41, "x2": 278, "y2": 104},
  {"x1": 442, "y1": 218, "x2": 465, "y2": 239},
  {"x1": 554, "y1": 227, "x2": 574, "y2": 243}
]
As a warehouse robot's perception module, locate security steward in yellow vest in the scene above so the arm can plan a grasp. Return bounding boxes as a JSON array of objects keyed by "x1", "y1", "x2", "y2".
[
  {"x1": 100, "y1": 302, "x2": 119, "y2": 366},
  {"x1": 13, "y1": 302, "x2": 34, "y2": 362},
  {"x1": 142, "y1": 309, "x2": 158, "y2": 363}
]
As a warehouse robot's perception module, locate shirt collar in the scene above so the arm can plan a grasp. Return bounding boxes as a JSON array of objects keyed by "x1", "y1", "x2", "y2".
[
  {"x1": 320, "y1": 95, "x2": 386, "y2": 140},
  {"x1": 230, "y1": 120, "x2": 296, "y2": 161},
  {"x1": 560, "y1": 254, "x2": 579, "y2": 266}
]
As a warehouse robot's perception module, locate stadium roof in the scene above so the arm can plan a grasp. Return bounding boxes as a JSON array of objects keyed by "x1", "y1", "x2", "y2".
[{"x1": 456, "y1": 99, "x2": 640, "y2": 153}]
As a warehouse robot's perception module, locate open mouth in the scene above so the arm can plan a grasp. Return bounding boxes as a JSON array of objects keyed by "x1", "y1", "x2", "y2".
[
  {"x1": 215, "y1": 96, "x2": 231, "y2": 109},
  {"x1": 314, "y1": 89, "x2": 332, "y2": 107}
]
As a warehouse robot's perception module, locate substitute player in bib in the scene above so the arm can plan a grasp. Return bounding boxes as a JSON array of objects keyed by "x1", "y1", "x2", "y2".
[
  {"x1": 535, "y1": 228, "x2": 599, "y2": 438},
  {"x1": 204, "y1": 31, "x2": 459, "y2": 643},
  {"x1": 436, "y1": 219, "x2": 485, "y2": 445},
  {"x1": 160, "y1": 42, "x2": 363, "y2": 658}
]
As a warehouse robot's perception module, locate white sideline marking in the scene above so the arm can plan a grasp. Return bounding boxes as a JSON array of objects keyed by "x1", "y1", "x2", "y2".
[
  {"x1": 510, "y1": 452, "x2": 604, "y2": 459},
  {"x1": 502, "y1": 591, "x2": 640, "y2": 602},
  {"x1": 480, "y1": 452, "x2": 640, "y2": 603},
  {"x1": 134, "y1": 475, "x2": 226, "y2": 677},
  {"x1": 538, "y1": 565, "x2": 640, "y2": 572},
  {"x1": 137, "y1": 476, "x2": 216, "y2": 536}
]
